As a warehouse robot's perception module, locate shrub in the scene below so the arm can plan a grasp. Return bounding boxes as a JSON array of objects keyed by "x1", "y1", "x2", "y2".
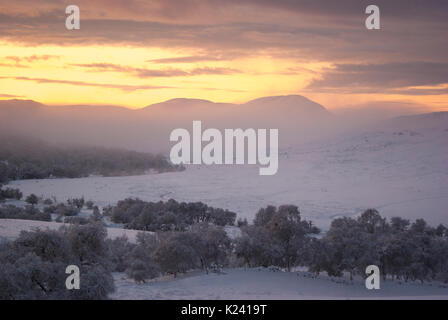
[
  {"x1": 126, "y1": 258, "x2": 159, "y2": 283},
  {"x1": 0, "y1": 187, "x2": 22, "y2": 200},
  {"x1": 25, "y1": 194, "x2": 38, "y2": 205},
  {"x1": 56, "y1": 203, "x2": 79, "y2": 217},
  {"x1": 85, "y1": 200, "x2": 94, "y2": 210}
]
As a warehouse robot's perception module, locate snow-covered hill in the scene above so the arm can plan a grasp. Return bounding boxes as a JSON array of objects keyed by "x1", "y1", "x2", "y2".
[
  {"x1": 8, "y1": 120, "x2": 448, "y2": 230},
  {"x1": 111, "y1": 268, "x2": 448, "y2": 300}
]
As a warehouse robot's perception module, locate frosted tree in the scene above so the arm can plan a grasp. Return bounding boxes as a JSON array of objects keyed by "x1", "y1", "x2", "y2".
[
  {"x1": 126, "y1": 258, "x2": 159, "y2": 283},
  {"x1": 192, "y1": 223, "x2": 231, "y2": 273},
  {"x1": 153, "y1": 232, "x2": 198, "y2": 277},
  {"x1": 25, "y1": 193, "x2": 38, "y2": 205}
]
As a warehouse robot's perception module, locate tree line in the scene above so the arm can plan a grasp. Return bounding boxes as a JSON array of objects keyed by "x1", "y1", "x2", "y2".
[
  {"x1": 105, "y1": 198, "x2": 237, "y2": 231},
  {"x1": 236, "y1": 207, "x2": 448, "y2": 283},
  {"x1": 0, "y1": 223, "x2": 114, "y2": 299},
  {"x1": 0, "y1": 203, "x2": 447, "y2": 299},
  {"x1": 0, "y1": 134, "x2": 183, "y2": 183}
]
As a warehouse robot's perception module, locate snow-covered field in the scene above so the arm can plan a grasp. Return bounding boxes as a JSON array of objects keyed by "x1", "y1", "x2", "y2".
[
  {"x1": 2, "y1": 121, "x2": 448, "y2": 300},
  {"x1": 0, "y1": 219, "x2": 146, "y2": 243},
  {"x1": 9, "y1": 126, "x2": 448, "y2": 230},
  {"x1": 0, "y1": 218, "x2": 239, "y2": 242},
  {"x1": 111, "y1": 268, "x2": 448, "y2": 300}
]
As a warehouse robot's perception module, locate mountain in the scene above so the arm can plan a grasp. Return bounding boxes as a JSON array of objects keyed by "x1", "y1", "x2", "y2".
[
  {"x1": 0, "y1": 95, "x2": 337, "y2": 151},
  {"x1": 142, "y1": 98, "x2": 218, "y2": 110},
  {"x1": 389, "y1": 111, "x2": 448, "y2": 130},
  {"x1": 3, "y1": 96, "x2": 444, "y2": 153},
  {"x1": 245, "y1": 95, "x2": 330, "y2": 116},
  {"x1": 0, "y1": 99, "x2": 44, "y2": 110}
]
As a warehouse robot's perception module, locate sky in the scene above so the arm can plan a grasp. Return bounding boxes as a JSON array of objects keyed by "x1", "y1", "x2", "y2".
[{"x1": 0, "y1": 0, "x2": 447, "y2": 111}]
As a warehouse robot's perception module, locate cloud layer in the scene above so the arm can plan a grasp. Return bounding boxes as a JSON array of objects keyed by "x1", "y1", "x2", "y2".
[{"x1": 0, "y1": 0, "x2": 447, "y2": 109}]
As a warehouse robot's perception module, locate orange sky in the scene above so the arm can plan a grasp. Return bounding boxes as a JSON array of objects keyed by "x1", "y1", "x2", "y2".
[{"x1": 0, "y1": 0, "x2": 447, "y2": 111}]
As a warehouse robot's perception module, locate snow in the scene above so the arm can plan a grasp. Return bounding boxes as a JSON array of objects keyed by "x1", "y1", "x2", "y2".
[
  {"x1": 1, "y1": 219, "x2": 446, "y2": 299},
  {"x1": 2, "y1": 101, "x2": 447, "y2": 300},
  {"x1": 110, "y1": 268, "x2": 448, "y2": 300},
  {"x1": 8, "y1": 127, "x2": 448, "y2": 231},
  {"x1": 0, "y1": 219, "x2": 148, "y2": 243},
  {"x1": 1, "y1": 123, "x2": 447, "y2": 299}
]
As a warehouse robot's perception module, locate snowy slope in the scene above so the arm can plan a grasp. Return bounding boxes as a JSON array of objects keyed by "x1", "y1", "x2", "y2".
[
  {"x1": 1, "y1": 220, "x2": 446, "y2": 300},
  {"x1": 9, "y1": 125, "x2": 448, "y2": 230},
  {"x1": 111, "y1": 268, "x2": 448, "y2": 300}
]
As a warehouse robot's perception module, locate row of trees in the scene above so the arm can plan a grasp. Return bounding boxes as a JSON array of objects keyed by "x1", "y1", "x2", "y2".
[
  {"x1": 235, "y1": 207, "x2": 448, "y2": 283},
  {"x1": 308, "y1": 210, "x2": 448, "y2": 282},
  {"x1": 109, "y1": 223, "x2": 232, "y2": 282},
  {"x1": 0, "y1": 204, "x2": 51, "y2": 221},
  {"x1": 1, "y1": 204, "x2": 447, "y2": 299},
  {"x1": 0, "y1": 189, "x2": 101, "y2": 223},
  {"x1": 0, "y1": 221, "x2": 231, "y2": 299},
  {"x1": 235, "y1": 205, "x2": 319, "y2": 271},
  {"x1": 0, "y1": 135, "x2": 183, "y2": 183},
  {"x1": 0, "y1": 186, "x2": 22, "y2": 201},
  {"x1": 107, "y1": 198, "x2": 237, "y2": 231}
]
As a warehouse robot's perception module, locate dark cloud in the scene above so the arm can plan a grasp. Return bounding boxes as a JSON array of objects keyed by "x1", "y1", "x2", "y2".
[
  {"x1": 70, "y1": 63, "x2": 188, "y2": 77},
  {"x1": 0, "y1": 76, "x2": 175, "y2": 91},
  {"x1": 0, "y1": 93, "x2": 25, "y2": 98},
  {"x1": 70, "y1": 63, "x2": 240, "y2": 78},
  {"x1": 5, "y1": 55, "x2": 60, "y2": 63},
  {"x1": 147, "y1": 54, "x2": 235, "y2": 63},
  {"x1": 0, "y1": 55, "x2": 60, "y2": 68},
  {"x1": 0, "y1": 63, "x2": 27, "y2": 68},
  {"x1": 307, "y1": 62, "x2": 448, "y2": 94},
  {"x1": 3, "y1": 1, "x2": 446, "y2": 23},
  {"x1": 231, "y1": 0, "x2": 448, "y2": 20},
  {"x1": 0, "y1": 1, "x2": 446, "y2": 63},
  {"x1": 202, "y1": 88, "x2": 246, "y2": 92},
  {"x1": 188, "y1": 67, "x2": 240, "y2": 76},
  {"x1": 387, "y1": 87, "x2": 448, "y2": 96}
]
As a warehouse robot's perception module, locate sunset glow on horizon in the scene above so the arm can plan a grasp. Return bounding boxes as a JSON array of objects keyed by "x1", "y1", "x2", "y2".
[{"x1": 1, "y1": 0, "x2": 447, "y2": 111}]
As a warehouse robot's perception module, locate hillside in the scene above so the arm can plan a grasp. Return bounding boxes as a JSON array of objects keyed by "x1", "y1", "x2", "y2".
[
  {"x1": 111, "y1": 268, "x2": 448, "y2": 300},
  {"x1": 388, "y1": 111, "x2": 448, "y2": 130},
  {"x1": 0, "y1": 134, "x2": 180, "y2": 182},
  {"x1": 8, "y1": 113, "x2": 448, "y2": 229}
]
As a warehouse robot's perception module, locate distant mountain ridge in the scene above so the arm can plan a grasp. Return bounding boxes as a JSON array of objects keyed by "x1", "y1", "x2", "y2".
[
  {"x1": 0, "y1": 96, "x2": 445, "y2": 152},
  {"x1": 388, "y1": 111, "x2": 448, "y2": 130},
  {"x1": 0, "y1": 95, "x2": 331, "y2": 112}
]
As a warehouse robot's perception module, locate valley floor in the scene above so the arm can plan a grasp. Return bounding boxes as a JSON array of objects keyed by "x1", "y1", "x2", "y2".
[
  {"x1": 9, "y1": 127, "x2": 448, "y2": 230},
  {"x1": 2, "y1": 125, "x2": 447, "y2": 300}
]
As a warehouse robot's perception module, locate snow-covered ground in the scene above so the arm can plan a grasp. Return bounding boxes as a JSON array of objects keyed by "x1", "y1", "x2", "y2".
[
  {"x1": 8, "y1": 126, "x2": 448, "y2": 230},
  {"x1": 2, "y1": 124, "x2": 448, "y2": 300},
  {"x1": 0, "y1": 218, "x2": 239, "y2": 242},
  {"x1": 0, "y1": 219, "x2": 146, "y2": 243},
  {"x1": 111, "y1": 268, "x2": 448, "y2": 300},
  {"x1": 1, "y1": 219, "x2": 446, "y2": 300}
]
